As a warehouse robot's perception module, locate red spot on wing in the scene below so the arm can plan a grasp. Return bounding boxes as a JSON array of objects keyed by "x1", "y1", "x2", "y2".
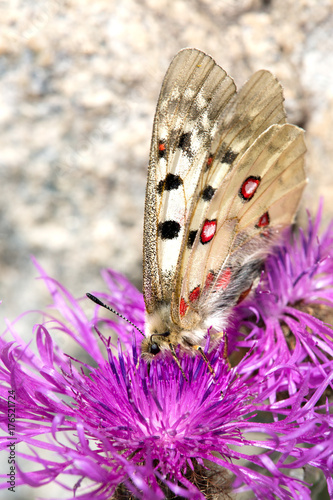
[
  {"x1": 204, "y1": 268, "x2": 231, "y2": 292},
  {"x1": 260, "y1": 229, "x2": 271, "y2": 238},
  {"x1": 189, "y1": 286, "x2": 200, "y2": 303},
  {"x1": 179, "y1": 298, "x2": 188, "y2": 317},
  {"x1": 204, "y1": 271, "x2": 215, "y2": 291},
  {"x1": 158, "y1": 140, "x2": 166, "y2": 157},
  {"x1": 240, "y1": 176, "x2": 261, "y2": 200},
  {"x1": 200, "y1": 219, "x2": 217, "y2": 244},
  {"x1": 256, "y1": 211, "x2": 270, "y2": 228},
  {"x1": 206, "y1": 154, "x2": 213, "y2": 169},
  {"x1": 216, "y1": 267, "x2": 232, "y2": 290}
]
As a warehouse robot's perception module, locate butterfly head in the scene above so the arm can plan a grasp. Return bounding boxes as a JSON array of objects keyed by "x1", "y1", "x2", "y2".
[
  {"x1": 142, "y1": 303, "x2": 202, "y2": 353},
  {"x1": 142, "y1": 313, "x2": 190, "y2": 381},
  {"x1": 142, "y1": 303, "x2": 191, "y2": 358},
  {"x1": 142, "y1": 305, "x2": 177, "y2": 357},
  {"x1": 142, "y1": 305, "x2": 216, "y2": 381}
]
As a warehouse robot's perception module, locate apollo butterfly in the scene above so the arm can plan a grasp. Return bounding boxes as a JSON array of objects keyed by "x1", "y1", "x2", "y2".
[{"x1": 140, "y1": 48, "x2": 307, "y2": 373}]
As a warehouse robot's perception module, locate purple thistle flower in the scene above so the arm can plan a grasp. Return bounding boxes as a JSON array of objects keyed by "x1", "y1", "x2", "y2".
[{"x1": 0, "y1": 206, "x2": 333, "y2": 499}]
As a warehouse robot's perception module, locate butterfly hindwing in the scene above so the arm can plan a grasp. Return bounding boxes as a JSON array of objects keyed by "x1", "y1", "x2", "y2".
[
  {"x1": 177, "y1": 68, "x2": 287, "y2": 271},
  {"x1": 176, "y1": 123, "x2": 306, "y2": 329},
  {"x1": 170, "y1": 67, "x2": 304, "y2": 328}
]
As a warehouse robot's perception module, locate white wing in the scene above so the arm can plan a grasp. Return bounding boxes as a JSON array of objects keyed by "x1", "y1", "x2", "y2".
[{"x1": 143, "y1": 48, "x2": 236, "y2": 313}]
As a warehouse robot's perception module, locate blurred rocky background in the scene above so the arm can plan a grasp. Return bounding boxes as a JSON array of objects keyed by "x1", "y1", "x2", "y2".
[{"x1": 0, "y1": 1, "x2": 332, "y2": 499}]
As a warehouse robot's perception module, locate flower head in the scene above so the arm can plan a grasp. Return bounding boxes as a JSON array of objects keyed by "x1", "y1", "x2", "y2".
[{"x1": 1, "y1": 206, "x2": 333, "y2": 499}]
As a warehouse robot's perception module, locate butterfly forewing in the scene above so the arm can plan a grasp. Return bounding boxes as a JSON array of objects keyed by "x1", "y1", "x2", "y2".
[{"x1": 143, "y1": 48, "x2": 236, "y2": 313}]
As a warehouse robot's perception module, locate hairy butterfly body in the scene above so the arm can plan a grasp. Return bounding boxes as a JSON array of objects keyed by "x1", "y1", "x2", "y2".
[{"x1": 142, "y1": 48, "x2": 307, "y2": 366}]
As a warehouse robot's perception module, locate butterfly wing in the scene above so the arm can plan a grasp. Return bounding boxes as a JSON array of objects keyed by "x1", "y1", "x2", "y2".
[
  {"x1": 143, "y1": 47, "x2": 306, "y2": 353},
  {"x1": 164, "y1": 64, "x2": 303, "y2": 328},
  {"x1": 175, "y1": 68, "x2": 288, "y2": 276},
  {"x1": 143, "y1": 48, "x2": 236, "y2": 313},
  {"x1": 175, "y1": 123, "x2": 306, "y2": 330}
]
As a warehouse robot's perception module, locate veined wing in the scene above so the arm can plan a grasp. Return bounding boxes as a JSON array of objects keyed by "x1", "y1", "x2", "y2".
[{"x1": 143, "y1": 48, "x2": 236, "y2": 313}]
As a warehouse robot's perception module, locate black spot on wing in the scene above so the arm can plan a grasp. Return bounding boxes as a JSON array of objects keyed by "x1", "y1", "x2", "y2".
[
  {"x1": 201, "y1": 185, "x2": 216, "y2": 201},
  {"x1": 158, "y1": 220, "x2": 181, "y2": 240},
  {"x1": 178, "y1": 132, "x2": 191, "y2": 149},
  {"x1": 187, "y1": 230, "x2": 198, "y2": 248},
  {"x1": 221, "y1": 149, "x2": 237, "y2": 164},
  {"x1": 178, "y1": 132, "x2": 192, "y2": 155},
  {"x1": 157, "y1": 173, "x2": 183, "y2": 195}
]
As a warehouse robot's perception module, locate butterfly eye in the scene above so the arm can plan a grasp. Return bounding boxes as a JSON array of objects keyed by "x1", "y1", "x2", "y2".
[{"x1": 150, "y1": 342, "x2": 160, "y2": 355}]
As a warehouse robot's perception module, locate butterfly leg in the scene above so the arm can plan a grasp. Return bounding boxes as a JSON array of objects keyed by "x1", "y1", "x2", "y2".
[
  {"x1": 210, "y1": 330, "x2": 228, "y2": 359},
  {"x1": 169, "y1": 343, "x2": 189, "y2": 382},
  {"x1": 215, "y1": 332, "x2": 230, "y2": 367},
  {"x1": 194, "y1": 345, "x2": 215, "y2": 377}
]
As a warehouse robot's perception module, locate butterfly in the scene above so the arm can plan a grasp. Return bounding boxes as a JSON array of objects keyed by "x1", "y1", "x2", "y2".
[{"x1": 140, "y1": 48, "x2": 307, "y2": 374}]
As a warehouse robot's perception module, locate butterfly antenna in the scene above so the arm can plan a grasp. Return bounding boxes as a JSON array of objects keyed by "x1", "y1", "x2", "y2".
[{"x1": 86, "y1": 293, "x2": 145, "y2": 337}]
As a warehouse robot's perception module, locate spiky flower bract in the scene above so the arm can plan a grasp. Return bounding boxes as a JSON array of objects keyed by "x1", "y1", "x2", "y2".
[{"x1": 0, "y1": 206, "x2": 333, "y2": 499}]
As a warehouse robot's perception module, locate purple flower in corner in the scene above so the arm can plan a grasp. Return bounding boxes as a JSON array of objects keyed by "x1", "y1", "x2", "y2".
[{"x1": 0, "y1": 206, "x2": 333, "y2": 500}]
